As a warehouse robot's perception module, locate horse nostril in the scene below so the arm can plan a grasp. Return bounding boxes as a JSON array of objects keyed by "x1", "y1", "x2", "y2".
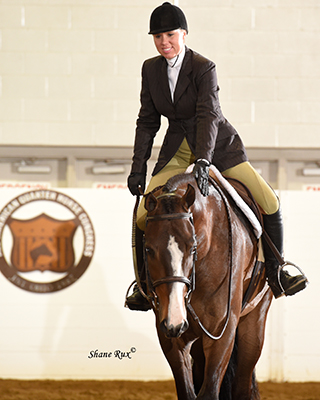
[
  {"x1": 160, "y1": 319, "x2": 168, "y2": 335},
  {"x1": 160, "y1": 319, "x2": 189, "y2": 338},
  {"x1": 182, "y1": 319, "x2": 189, "y2": 333},
  {"x1": 178, "y1": 319, "x2": 189, "y2": 337}
]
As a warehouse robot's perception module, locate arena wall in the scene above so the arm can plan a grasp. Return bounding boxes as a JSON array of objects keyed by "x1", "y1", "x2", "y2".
[
  {"x1": 0, "y1": 0, "x2": 319, "y2": 149},
  {"x1": 0, "y1": 187, "x2": 318, "y2": 382}
]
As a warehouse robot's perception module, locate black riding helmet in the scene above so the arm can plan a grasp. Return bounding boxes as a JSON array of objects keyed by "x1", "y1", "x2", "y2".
[{"x1": 148, "y1": 2, "x2": 188, "y2": 35}]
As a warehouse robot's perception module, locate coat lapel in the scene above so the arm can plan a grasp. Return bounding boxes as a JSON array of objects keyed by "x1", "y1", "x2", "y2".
[
  {"x1": 174, "y1": 47, "x2": 192, "y2": 104},
  {"x1": 159, "y1": 58, "x2": 172, "y2": 104},
  {"x1": 158, "y1": 47, "x2": 192, "y2": 106}
]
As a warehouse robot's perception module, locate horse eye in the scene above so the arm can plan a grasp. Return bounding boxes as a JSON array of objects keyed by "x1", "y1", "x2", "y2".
[{"x1": 145, "y1": 247, "x2": 154, "y2": 257}]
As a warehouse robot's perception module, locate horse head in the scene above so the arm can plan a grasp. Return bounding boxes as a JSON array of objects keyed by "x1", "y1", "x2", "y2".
[{"x1": 144, "y1": 180, "x2": 197, "y2": 338}]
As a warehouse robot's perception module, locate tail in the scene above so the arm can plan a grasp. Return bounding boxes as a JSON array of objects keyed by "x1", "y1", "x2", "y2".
[
  {"x1": 219, "y1": 335, "x2": 260, "y2": 400},
  {"x1": 219, "y1": 338, "x2": 237, "y2": 400},
  {"x1": 251, "y1": 371, "x2": 260, "y2": 400}
]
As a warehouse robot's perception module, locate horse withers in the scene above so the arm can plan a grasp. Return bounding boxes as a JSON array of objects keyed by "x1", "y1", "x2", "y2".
[{"x1": 142, "y1": 172, "x2": 272, "y2": 400}]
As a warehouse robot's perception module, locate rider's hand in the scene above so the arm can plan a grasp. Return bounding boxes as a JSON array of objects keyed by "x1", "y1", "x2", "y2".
[
  {"x1": 192, "y1": 159, "x2": 210, "y2": 197},
  {"x1": 127, "y1": 173, "x2": 146, "y2": 196}
]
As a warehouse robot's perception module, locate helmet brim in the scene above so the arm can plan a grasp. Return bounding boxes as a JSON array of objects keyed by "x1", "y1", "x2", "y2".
[{"x1": 148, "y1": 26, "x2": 185, "y2": 35}]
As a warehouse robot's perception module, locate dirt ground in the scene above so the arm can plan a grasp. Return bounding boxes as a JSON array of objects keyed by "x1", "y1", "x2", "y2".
[{"x1": 0, "y1": 380, "x2": 319, "y2": 400}]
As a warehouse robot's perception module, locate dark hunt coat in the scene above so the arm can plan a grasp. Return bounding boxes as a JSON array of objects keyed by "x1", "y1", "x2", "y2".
[{"x1": 131, "y1": 46, "x2": 248, "y2": 176}]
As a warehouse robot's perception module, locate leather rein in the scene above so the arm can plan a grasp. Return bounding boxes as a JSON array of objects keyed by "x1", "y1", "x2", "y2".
[{"x1": 143, "y1": 178, "x2": 234, "y2": 341}]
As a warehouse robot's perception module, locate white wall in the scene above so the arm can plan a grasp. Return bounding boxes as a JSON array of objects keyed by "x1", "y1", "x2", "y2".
[
  {"x1": 257, "y1": 191, "x2": 320, "y2": 382},
  {"x1": 0, "y1": 187, "x2": 171, "y2": 380},
  {"x1": 0, "y1": 0, "x2": 319, "y2": 148},
  {"x1": 0, "y1": 187, "x2": 318, "y2": 382}
]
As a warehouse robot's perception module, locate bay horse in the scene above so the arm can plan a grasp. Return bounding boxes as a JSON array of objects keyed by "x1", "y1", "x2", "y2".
[{"x1": 142, "y1": 172, "x2": 273, "y2": 400}]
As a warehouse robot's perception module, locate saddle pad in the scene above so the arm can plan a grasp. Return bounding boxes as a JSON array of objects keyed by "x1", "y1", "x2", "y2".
[{"x1": 186, "y1": 164, "x2": 262, "y2": 239}]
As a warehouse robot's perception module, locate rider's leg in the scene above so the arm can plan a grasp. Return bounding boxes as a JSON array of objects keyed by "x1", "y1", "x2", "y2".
[
  {"x1": 125, "y1": 225, "x2": 152, "y2": 311},
  {"x1": 223, "y1": 161, "x2": 307, "y2": 298},
  {"x1": 126, "y1": 139, "x2": 195, "y2": 311}
]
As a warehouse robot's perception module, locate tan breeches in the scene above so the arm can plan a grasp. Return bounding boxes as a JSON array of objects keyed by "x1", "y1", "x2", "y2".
[
  {"x1": 223, "y1": 163, "x2": 279, "y2": 215},
  {"x1": 136, "y1": 139, "x2": 279, "y2": 230}
]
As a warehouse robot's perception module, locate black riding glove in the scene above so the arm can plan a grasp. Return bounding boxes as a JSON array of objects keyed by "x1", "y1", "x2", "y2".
[
  {"x1": 127, "y1": 172, "x2": 146, "y2": 196},
  {"x1": 192, "y1": 159, "x2": 210, "y2": 197}
]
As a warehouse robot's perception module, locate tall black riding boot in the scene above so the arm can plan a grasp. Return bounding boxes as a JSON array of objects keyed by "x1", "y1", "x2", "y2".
[
  {"x1": 262, "y1": 208, "x2": 307, "y2": 299},
  {"x1": 125, "y1": 226, "x2": 151, "y2": 311}
]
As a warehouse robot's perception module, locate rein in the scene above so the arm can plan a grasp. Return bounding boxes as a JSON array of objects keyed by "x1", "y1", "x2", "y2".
[{"x1": 186, "y1": 177, "x2": 234, "y2": 340}]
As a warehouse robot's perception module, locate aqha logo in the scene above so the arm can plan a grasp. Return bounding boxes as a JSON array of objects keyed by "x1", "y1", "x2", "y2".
[{"x1": 0, "y1": 190, "x2": 95, "y2": 293}]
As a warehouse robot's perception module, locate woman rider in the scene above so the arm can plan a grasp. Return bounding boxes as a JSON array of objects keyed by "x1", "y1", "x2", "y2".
[{"x1": 125, "y1": 2, "x2": 307, "y2": 311}]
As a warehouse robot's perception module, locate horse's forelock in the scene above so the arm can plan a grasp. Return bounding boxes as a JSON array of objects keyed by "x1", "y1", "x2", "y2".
[
  {"x1": 158, "y1": 173, "x2": 195, "y2": 213},
  {"x1": 161, "y1": 196, "x2": 176, "y2": 213}
]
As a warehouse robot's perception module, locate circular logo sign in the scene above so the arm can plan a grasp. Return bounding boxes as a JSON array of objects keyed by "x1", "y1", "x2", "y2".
[{"x1": 0, "y1": 189, "x2": 95, "y2": 293}]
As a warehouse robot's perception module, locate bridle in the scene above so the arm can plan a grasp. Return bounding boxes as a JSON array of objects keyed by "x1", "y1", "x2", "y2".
[
  {"x1": 144, "y1": 208, "x2": 197, "y2": 311},
  {"x1": 142, "y1": 179, "x2": 234, "y2": 341}
]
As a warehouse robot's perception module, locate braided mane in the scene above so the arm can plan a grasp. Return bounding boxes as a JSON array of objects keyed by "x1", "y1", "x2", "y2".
[
  {"x1": 163, "y1": 173, "x2": 194, "y2": 193},
  {"x1": 147, "y1": 173, "x2": 194, "y2": 214}
]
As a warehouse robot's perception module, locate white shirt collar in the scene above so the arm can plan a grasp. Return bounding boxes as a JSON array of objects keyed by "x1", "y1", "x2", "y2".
[{"x1": 166, "y1": 45, "x2": 186, "y2": 68}]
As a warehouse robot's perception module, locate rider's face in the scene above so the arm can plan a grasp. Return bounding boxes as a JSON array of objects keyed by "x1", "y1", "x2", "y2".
[{"x1": 153, "y1": 29, "x2": 186, "y2": 59}]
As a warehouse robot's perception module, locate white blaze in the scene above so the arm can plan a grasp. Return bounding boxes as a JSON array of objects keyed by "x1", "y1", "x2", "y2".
[{"x1": 167, "y1": 235, "x2": 187, "y2": 327}]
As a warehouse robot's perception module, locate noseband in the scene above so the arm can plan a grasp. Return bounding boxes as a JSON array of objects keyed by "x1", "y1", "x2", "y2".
[{"x1": 144, "y1": 208, "x2": 197, "y2": 310}]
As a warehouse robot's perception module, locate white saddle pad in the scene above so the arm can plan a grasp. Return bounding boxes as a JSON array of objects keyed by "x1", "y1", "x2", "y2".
[{"x1": 186, "y1": 164, "x2": 262, "y2": 239}]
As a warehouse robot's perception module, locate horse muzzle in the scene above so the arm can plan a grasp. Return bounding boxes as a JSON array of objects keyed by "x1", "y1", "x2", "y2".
[{"x1": 160, "y1": 318, "x2": 189, "y2": 338}]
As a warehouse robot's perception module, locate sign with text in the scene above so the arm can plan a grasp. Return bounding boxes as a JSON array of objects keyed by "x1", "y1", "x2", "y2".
[{"x1": 0, "y1": 189, "x2": 95, "y2": 293}]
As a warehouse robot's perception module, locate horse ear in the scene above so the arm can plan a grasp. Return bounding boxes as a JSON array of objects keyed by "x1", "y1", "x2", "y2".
[
  {"x1": 144, "y1": 192, "x2": 158, "y2": 212},
  {"x1": 182, "y1": 184, "x2": 195, "y2": 210}
]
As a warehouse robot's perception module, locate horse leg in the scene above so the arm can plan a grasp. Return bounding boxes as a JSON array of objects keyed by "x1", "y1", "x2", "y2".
[
  {"x1": 157, "y1": 328, "x2": 196, "y2": 400},
  {"x1": 190, "y1": 338, "x2": 205, "y2": 395},
  {"x1": 195, "y1": 322, "x2": 238, "y2": 400},
  {"x1": 232, "y1": 290, "x2": 273, "y2": 400}
]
